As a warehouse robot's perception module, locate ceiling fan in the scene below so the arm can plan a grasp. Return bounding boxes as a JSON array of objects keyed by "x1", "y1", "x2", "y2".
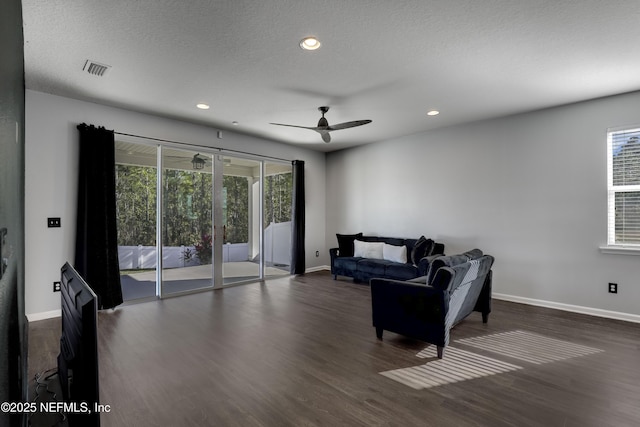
[{"x1": 270, "y1": 106, "x2": 372, "y2": 143}]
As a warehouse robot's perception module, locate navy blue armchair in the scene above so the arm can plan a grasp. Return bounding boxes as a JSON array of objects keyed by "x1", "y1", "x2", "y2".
[{"x1": 370, "y1": 252, "x2": 494, "y2": 358}]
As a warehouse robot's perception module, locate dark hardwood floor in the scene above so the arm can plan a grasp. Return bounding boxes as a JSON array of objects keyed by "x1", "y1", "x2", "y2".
[{"x1": 28, "y1": 271, "x2": 640, "y2": 426}]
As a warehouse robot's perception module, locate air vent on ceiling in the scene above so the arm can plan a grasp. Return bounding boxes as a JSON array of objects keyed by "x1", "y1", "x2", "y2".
[{"x1": 83, "y1": 60, "x2": 111, "y2": 77}]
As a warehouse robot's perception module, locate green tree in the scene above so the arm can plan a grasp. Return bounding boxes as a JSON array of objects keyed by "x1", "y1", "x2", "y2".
[
  {"x1": 163, "y1": 169, "x2": 212, "y2": 247},
  {"x1": 115, "y1": 165, "x2": 157, "y2": 246},
  {"x1": 116, "y1": 164, "x2": 293, "y2": 257},
  {"x1": 223, "y1": 176, "x2": 249, "y2": 243},
  {"x1": 264, "y1": 172, "x2": 292, "y2": 226}
]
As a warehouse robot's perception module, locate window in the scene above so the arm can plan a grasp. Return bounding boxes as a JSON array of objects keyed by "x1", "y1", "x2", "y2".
[{"x1": 607, "y1": 126, "x2": 640, "y2": 246}]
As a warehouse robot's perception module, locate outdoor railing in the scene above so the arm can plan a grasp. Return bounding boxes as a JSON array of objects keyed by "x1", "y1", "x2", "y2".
[
  {"x1": 118, "y1": 243, "x2": 250, "y2": 270},
  {"x1": 119, "y1": 221, "x2": 291, "y2": 270}
]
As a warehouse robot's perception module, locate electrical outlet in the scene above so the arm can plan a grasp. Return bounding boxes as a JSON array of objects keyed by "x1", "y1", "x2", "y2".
[
  {"x1": 608, "y1": 282, "x2": 618, "y2": 294},
  {"x1": 47, "y1": 217, "x2": 61, "y2": 228},
  {"x1": 316, "y1": 250, "x2": 320, "y2": 257},
  {"x1": 53, "y1": 281, "x2": 61, "y2": 292}
]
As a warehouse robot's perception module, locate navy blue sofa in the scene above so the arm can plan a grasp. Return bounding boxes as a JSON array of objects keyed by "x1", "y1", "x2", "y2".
[{"x1": 329, "y1": 234, "x2": 445, "y2": 283}]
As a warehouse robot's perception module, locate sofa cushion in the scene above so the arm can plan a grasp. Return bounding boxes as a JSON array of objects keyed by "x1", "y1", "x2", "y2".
[
  {"x1": 383, "y1": 243, "x2": 407, "y2": 263},
  {"x1": 333, "y1": 256, "x2": 363, "y2": 271},
  {"x1": 385, "y1": 263, "x2": 419, "y2": 281},
  {"x1": 356, "y1": 259, "x2": 391, "y2": 276},
  {"x1": 407, "y1": 275, "x2": 428, "y2": 283},
  {"x1": 336, "y1": 233, "x2": 362, "y2": 257},
  {"x1": 354, "y1": 240, "x2": 384, "y2": 259}
]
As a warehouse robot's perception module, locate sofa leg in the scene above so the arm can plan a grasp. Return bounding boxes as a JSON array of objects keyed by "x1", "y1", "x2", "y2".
[
  {"x1": 333, "y1": 274, "x2": 337, "y2": 280},
  {"x1": 482, "y1": 312, "x2": 489, "y2": 323},
  {"x1": 437, "y1": 346, "x2": 444, "y2": 359},
  {"x1": 376, "y1": 327, "x2": 383, "y2": 340}
]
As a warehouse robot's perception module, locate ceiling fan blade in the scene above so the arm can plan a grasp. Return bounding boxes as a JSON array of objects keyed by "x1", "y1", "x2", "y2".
[
  {"x1": 327, "y1": 120, "x2": 372, "y2": 131},
  {"x1": 270, "y1": 122, "x2": 316, "y2": 130},
  {"x1": 320, "y1": 131, "x2": 331, "y2": 143}
]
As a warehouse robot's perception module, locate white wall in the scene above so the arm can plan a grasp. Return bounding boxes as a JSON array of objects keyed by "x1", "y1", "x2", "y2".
[
  {"x1": 326, "y1": 91, "x2": 640, "y2": 320},
  {"x1": 25, "y1": 90, "x2": 327, "y2": 317}
]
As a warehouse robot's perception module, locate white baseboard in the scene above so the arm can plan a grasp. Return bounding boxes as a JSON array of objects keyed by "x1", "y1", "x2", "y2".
[
  {"x1": 305, "y1": 265, "x2": 330, "y2": 273},
  {"x1": 33, "y1": 279, "x2": 636, "y2": 325},
  {"x1": 493, "y1": 293, "x2": 640, "y2": 324},
  {"x1": 27, "y1": 309, "x2": 61, "y2": 322}
]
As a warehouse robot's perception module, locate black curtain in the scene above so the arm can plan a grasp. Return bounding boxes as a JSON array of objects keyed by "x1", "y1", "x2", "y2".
[
  {"x1": 75, "y1": 124, "x2": 123, "y2": 309},
  {"x1": 290, "y1": 160, "x2": 305, "y2": 275}
]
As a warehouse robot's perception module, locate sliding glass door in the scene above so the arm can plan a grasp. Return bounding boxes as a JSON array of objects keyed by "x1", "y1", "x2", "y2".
[
  {"x1": 219, "y1": 157, "x2": 293, "y2": 284},
  {"x1": 263, "y1": 161, "x2": 293, "y2": 279},
  {"x1": 221, "y1": 156, "x2": 261, "y2": 284},
  {"x1": 115, "y1": 141, "x2": 158, "y2": 301},
  {"x1": 161, "y1": 148, "x2": 214, "y2": 296},
  {"x1": 115, "y1": 140, "x2": 292, "y2": 301}
]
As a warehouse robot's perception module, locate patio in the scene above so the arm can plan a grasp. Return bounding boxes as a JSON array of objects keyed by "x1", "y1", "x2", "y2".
[{"x1": 120, "y1": 262, "x2": 290, "y2": 301}]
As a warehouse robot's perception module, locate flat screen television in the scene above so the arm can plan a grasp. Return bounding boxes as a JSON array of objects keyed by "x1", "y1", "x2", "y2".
[{"x1": 58, "y1": 262, "x2": 100, "y2": 426}]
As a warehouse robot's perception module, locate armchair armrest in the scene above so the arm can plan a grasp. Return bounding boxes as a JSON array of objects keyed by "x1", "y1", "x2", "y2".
[
  {"x1": 473, "y1": 270, "x2": 493, "y2": 322},
  {"x1": 370, "y1": 278, "x2": 448, "y2": 341},
  {"x1": 329, "y1": 247, "x2": 339, "y2": 275},
  {"x1": 371, "y1": 264, "x2": 456, "y2": 347}
]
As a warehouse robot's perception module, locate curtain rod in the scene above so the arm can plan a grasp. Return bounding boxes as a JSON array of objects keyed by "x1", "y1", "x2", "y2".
[{"x1": 114, "y1": 131, "x2": 292, "y2": 163}]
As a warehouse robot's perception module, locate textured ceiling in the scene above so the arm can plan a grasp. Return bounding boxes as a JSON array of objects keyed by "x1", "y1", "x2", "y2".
[{"x1": 22, "y1": 0, "x2": 640, "y2": 152}]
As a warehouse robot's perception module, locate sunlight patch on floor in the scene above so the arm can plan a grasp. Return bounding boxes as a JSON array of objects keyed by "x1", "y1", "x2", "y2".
[
  {"x1": 455, "y1": 330, "x2": 604, "y2": 364},
  {"x1": 380, "y1": 346, "x2": 522, "y2": 390}
]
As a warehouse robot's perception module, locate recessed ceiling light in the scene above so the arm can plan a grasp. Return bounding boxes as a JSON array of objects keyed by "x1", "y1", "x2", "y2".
[
  {"x1": 427, "y1": 110, "x2": 440, "y2": 116},
  {"x1": 232, "y1": 121, "x2": 239, "y2": 126},
  {"x1": 196, "y1": 103, "x2": 210, "y2": 110},
  {"x1": 300, "y1": 37, "x2": 321, "y2": 50}
]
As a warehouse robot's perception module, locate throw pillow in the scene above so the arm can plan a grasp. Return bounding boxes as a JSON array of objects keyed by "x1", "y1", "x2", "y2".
[
  {"x1": 411, "y1": 236, "x2": 434, "y2": 265},
  {"x1": 423, "y1": 238, "x2": 435, "y2": 256},
  {"x1": 336, "y1": 233, "x2": 362, "y2": 257},
  {"x1": 383, "y1": 243, "x2": 407, "y2": 263},
  {"x1": 353, "y1": 240, "x2": 384, "y2": 259}
]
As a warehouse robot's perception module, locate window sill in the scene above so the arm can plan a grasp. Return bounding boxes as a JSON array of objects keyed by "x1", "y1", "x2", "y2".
[{"x1": 599, "y1": 245, "x2": 640, "y2": 255}]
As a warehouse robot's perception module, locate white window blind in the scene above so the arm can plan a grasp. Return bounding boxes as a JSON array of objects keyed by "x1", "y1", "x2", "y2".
[{"x1": 607, "y1": 127, "x2": 640, "y2": 245}]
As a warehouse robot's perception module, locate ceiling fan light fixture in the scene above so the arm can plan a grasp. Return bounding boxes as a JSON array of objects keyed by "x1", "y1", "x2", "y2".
[
  {"x1": 300, "y1": 37, "x2": 321, "y2": 50},
  {"x1": 427, "y1": 110, "x2": 440, "y2": 116}
]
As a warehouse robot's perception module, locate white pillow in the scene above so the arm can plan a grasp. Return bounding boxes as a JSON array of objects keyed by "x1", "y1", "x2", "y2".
[
  {"x1": 353, "y1": 240, "x2": 384, "y2": 259},
  {"x1": 383, "y1": 243, "x2": 407, "y2": 263}
]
